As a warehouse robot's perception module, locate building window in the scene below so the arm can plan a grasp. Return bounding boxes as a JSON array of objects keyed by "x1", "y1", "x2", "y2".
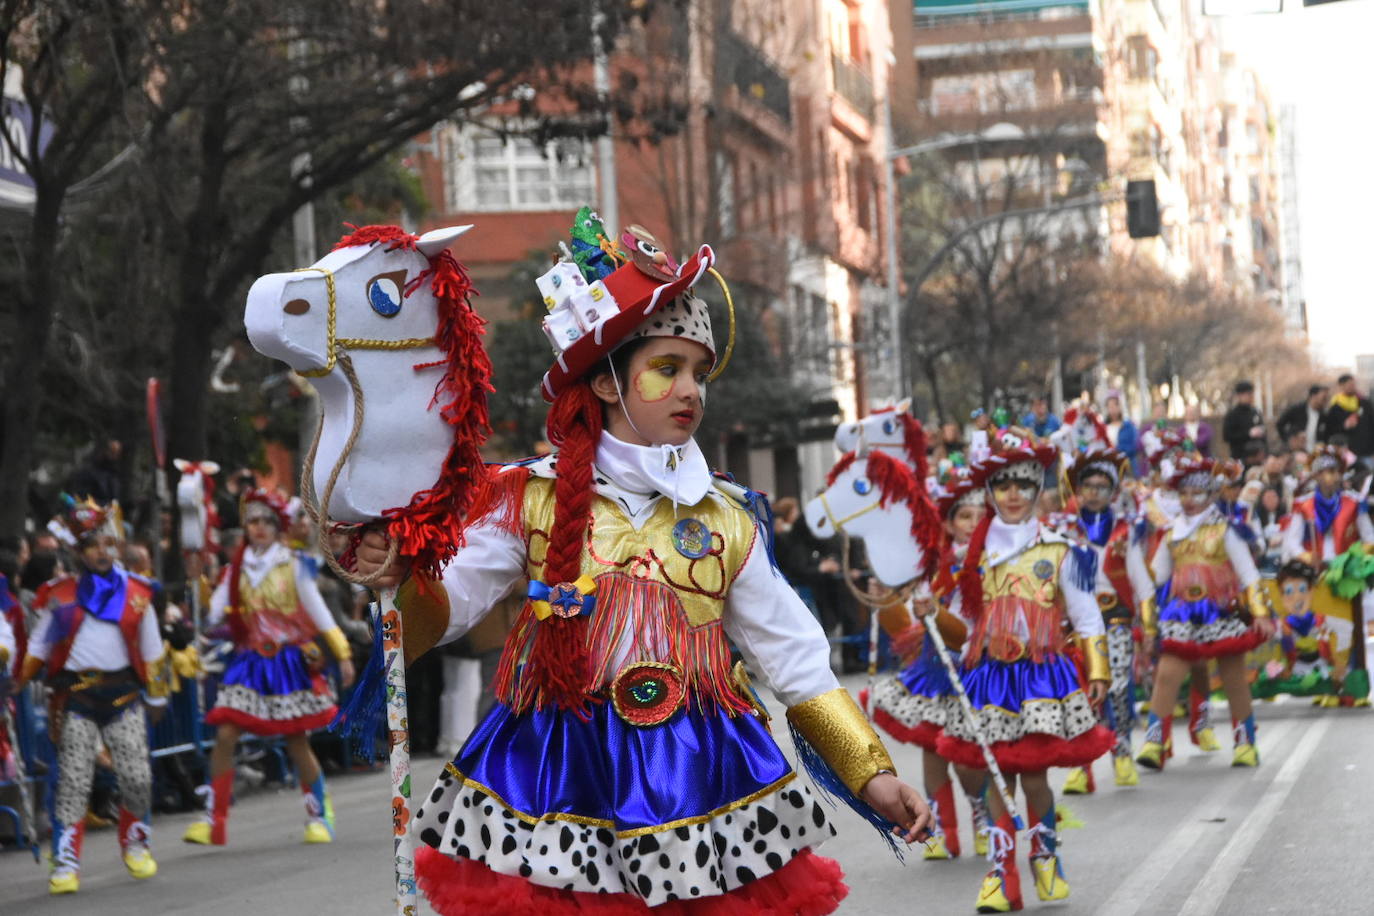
[
  {"x1": 716, "y1": 151, "x2": 736, "y2": 237},
  {"x1": 1125, "y1": 35, "x2": 1158, "y2": 84},
  {"x1": 446, "y1": 125, "x2": 594, "y2": 213}
]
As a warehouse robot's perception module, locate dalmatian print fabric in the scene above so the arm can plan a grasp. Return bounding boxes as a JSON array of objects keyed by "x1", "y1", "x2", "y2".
[
  {"x1": 943, "y1": 688, "x2": 1099, "y2": 746},
  {"x1": 414, "y1": 769, "x2": 834, "y2": 907},
  {"x1": 1159, "y1": 613, "x2": 1250, "y2": 648},
  {"x1": 212, "y1": 682, "x2": 334, "y2": 724},
  {"x1": 55, "y1": 704, "x2": 152, "y2": 828},
  {"x1": 1105, "y1": 622, "x2": 1136, "y2": 755},
  {"x1": 871, "y1": 675, "x2": 957, "y2": 729}
]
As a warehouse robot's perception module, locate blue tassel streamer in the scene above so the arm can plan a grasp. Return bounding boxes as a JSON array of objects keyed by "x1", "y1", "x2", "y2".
[
  {"x1": 329, "y1": 603, "x2": 386, "y2": 759},
  {"x1": 1069, "y1": 543, "x2": 1098, "y2": 594},
  {"x1": 787, "y1": 719, "x2": 904, "y2": 860},
  {"x1": 713, "y1": 471, "x2": 782, "y2": 576}
]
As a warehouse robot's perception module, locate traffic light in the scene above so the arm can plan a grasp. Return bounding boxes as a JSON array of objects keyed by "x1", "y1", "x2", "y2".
[{"x1": 1126, "y1": 179, "x2": 1160, "y2": 238}]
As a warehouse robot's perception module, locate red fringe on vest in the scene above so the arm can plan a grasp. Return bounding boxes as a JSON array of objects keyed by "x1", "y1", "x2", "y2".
[{"x1": 416, "y1": 845, "x2": 848, "y2": 916}]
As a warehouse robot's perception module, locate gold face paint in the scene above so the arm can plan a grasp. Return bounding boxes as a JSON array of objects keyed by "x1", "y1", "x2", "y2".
[{"x1": 633, "y1": 356, "x2": 680, "y2": 403}]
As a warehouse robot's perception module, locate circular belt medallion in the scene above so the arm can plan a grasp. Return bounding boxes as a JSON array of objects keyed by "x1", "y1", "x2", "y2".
[
  {"x1": 611, "y1": 662, "x2": 685, "y2": 727},
  {"x1": 671, "y1": 518, "x2": 711, "y2": 559},
  {"x1": 1184, "y1": 584, "x2": 1206, "y2": 601},
  {"x1": 1097, "y1": 593, "x2": 1119, "y2": 611},
  {"x1": 1033, "y1": 559, "x2": 1054, "y2": 580}
]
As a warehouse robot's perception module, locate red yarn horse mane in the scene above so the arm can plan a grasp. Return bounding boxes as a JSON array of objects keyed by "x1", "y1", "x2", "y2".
[
  {"x1": 826, "y1": 449, "x2": 943, "y2": 569},
  {"x1": 332, "y1": 224, "x2": 494, "y2": 578}
]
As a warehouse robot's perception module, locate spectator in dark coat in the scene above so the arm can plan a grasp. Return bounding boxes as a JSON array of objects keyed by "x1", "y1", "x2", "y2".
[
  {"x1": 1221, "y1": 380, "x2": 1266, "y2": 460},
  {"x1": 1326, "y1": 373, "x2": 1374, "y2": 468},
  {"x1": 67, "y1": 439, "x2": 123, "y2": 504},
  {"x1": 1276, "y1": 385, "x2": 1331, "y2": 452}
]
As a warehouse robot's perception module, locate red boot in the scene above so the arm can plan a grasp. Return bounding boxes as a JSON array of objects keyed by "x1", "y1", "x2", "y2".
[
  {"x1": 974, "y1": 812, "x2": 1022, "y2": 912},
  {"x1": 927, "y1": 780, "x2": 960, "y2": 859},
  {"x1": 183, "y1": 769, "x2": 233, "y2": 846}
]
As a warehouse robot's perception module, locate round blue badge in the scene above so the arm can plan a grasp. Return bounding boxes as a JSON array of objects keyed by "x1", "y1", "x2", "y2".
[
  {"x1": 672, "y1": 518, "x2": 711, "y2": 559},
  {"x1": 1033, "y1": 559, "x2": 1054, "y2": 581}
]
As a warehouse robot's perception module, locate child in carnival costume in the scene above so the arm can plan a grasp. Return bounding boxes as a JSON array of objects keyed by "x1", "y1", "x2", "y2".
[
  {"x1": 934, "y1": 430, "x2": 1114, "y2": 913},
  {"x1": 1136, "y1": 456, "x2": 1276, "y2": 771},
  {"x1": 16, "y1": 498, "x2": 172, "y2": 894},
  {"x1": 863, "y1": 465, "x2": 993, "y2": 861},
  {"x1": 1279, "y1": 445, "x2": 1374, "y2": 705},
  {"x1": 355, "y1": 219, "x2": 932, "y2": 915},
  {"x1": 1252, "y1": 560, "x2": 1340, "y2": 699},
  {"x1": 184, "y1": 487, "x2": 356, "y2": 846}
]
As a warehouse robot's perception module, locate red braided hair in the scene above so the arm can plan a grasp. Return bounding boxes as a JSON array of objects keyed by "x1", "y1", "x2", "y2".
[
  {"x1": 524, "y1": 380, "x2": 604, "y2": 712},
  {"x1": 957, "y1": 510, "x2": 995, "y2": 626}
]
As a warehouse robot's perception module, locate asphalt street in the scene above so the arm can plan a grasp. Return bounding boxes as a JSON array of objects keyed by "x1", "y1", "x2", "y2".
[{"x1": 1, "y1": 673, "x2": 1368, "y2": 915}]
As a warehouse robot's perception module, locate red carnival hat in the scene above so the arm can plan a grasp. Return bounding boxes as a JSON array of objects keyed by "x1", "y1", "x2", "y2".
[
  {"x1": 56, "y1": 495, "x2": 124, "y2": 546},
  {"x1": 1145, "y1": 428, "x2": 1185, "y2": 468},
  {"x1": 538, "y1": 241, "x2": 716, "y2": 402},
  {"x1": 934, "y1": 466, "x2": 983, "y2": 518},
  {"x1": 1167, "y1": 455, "x2": 1217, "y2": 490},
  {"x1": 1065, "y1": 446, "x2": 1131, "y2": 494},
  {"x1": 240, "y1": 487, "x2": 291, "y2": 529},
  {"x1": 972, "y1": 427, "x2": 1058, "y2": 488}
]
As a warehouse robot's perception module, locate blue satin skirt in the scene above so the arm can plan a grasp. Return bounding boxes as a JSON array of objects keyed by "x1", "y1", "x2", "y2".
[
  {"x1": 219, "y1": 646, "x2": 316, "y2": 697},
  {"x1": 897, "y1": 638, "x2": 956, "y2": 699},
  {"x1": 452, "y1": 700, "x2": 792, "y2": 831},
  {"x1": 962, "y1": 655, "x2": 1084, "y2": 713}
]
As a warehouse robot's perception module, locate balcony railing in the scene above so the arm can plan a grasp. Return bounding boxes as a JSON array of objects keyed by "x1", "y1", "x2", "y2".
[
  {"x1": 831, "y1": 53, "x2": 875, "y2": 120},
  {"x1": 717, "y1": 30, "x2": 792, "y2": 125}
]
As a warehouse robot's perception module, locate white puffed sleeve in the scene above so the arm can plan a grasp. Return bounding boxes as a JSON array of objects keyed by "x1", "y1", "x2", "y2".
[
  {"x1": 1059, "y1": 551, "x2": 1105, "y2": 639},
  {"x1": 430, "y1": 523, "x2": 529, "y2": 647},
  {"x1": 722, "y1": 546, "x2": 840, "y2": 708},
  {"x1": 293, "y1": 557, "x2": 339, "y2": 635},
  {"x1": 1224, "y1": 527, "x2": 1261, "y2": 589}
]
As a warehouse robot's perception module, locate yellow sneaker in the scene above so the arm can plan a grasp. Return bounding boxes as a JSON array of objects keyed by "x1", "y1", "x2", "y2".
[
  {"x1": 123, "y1": 847, "x2": 157, "y2": 879},
  {"x1": 1195, "y1": 727, "x2": 1221, "y2": 752},
  {"x1": 922, "y1": 833, "x2": 953, "y2": 860},
  {"x1": 1137, "y1": 741, "x2": 1166, "y2": 770},
  {"x1": 303, "y1": 820, "x2": 334, "y2": 844},
  {"x1": 1232, "y1": 743, "x2": 1259, "y2": 767},
  {"x1": 48, "y1": 867, "x2": 80, "y2": 895},
  {"x1": 975, "y1": 873, "x2": 1020, "y2": 913},
  {"x1": 182, "y1": 820, "x2": 214, "y2": 845},
  {"x1": 1031, "y1": 855, "x2": 1070, "y2": 902},
  {"x1": 1114, "y1": 755, "x2": 1140, "y2": 787},
  {"x1": 1173, "y1": 702, "x2": 1188, "y2": 718},
  {"x1": 1061, "y1": 767, "x2": 1090, "y2": 795}
]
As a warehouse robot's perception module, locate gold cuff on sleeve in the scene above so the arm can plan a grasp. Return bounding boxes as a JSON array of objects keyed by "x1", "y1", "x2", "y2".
[
  {"x1": 1084, "y1": 633, "x2": 1110, "y2": 682},
  {"x1": 144, "y1": 653, "x2": 172, "y2": 700},
  {"x1": 0, "y1": 647, "x2": 8, "y2": 670},
  {"x1": 1244, "y1": 582, "x2": 1272, "y2": 620},
  {"x1": 785, "y1": 687, "x2": 896, "y2": 796},
  {"x1": 18, "y1": 654, "x2": 43, "y2": 686},
  {"x1": 321, "y1": 627, "x2": 351, "y2": 663},
  {"x1": 395, "y1": 572, "x2": 451, "y2": 666},
  {"x1": 1140, "y1": 594, "x2": 1159, "y2": 637}
]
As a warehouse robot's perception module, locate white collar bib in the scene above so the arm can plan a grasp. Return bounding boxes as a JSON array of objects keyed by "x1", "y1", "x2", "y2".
[
  {"x1": 240, "y1": 540, "x2": 291, "y2": 587},
  {"x1": 984, "y1": 517, "x2": 1042, "y2": 568},
  {"x1": 1170, "y1": 505, "x2": 1221, "y2": 542},
  {"x1": 595, "y1": 432, "x2": 712, "y2": 509}
]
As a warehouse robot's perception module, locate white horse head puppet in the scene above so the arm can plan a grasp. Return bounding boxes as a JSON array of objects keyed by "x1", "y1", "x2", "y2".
[
  {"x1": 244, "y1": 224, "x2": 493, "y2": 579},
  {"x1": 804, "y1": 447, "x2": 944, "y2": 589},
  {"x1": 173, "y1": 459, "x2": 221, "y2": 555},
  {"x1": 833, "y1": 400, "x2": 929, "y2": 476}
]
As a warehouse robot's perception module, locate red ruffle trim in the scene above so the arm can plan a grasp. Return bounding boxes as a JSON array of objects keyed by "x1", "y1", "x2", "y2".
[
  {"x1": 870, "y1": 707, "x2": 942, "y2": 753},
  {"x1": 935, "y1": 725, "x2": 1116, "y2": 774},
  {"x1": 416, "y1": 845, "x2": 848, "y2": 916},
  {"x1": 1160, "y1": 630, "x2": 1266, "y2": 661},
  {"x1": 204, "y1": 706, "x2": 337, "y2": 736}
]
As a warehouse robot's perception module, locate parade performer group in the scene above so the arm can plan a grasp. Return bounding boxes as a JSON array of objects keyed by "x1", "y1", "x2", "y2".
[
  {"x1": 15, "y1": 499, "x2": 171, "y2": 894},
  {"x1": 183, "y1": 487, "x2": 356, "y2": 847}
]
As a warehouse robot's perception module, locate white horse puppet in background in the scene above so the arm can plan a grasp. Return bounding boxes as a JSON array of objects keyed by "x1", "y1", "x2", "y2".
[
  {"x1": 245, "y1": 224, "x2": 475, "y2": 525},
  {"x1": 834, "y1": 399, "x2": 927, "y2": 475},
  {"x1": 804, "y1": 445, "x2": 940, "y2": 590},
  {"x1": 174, "y1": 459, "x2": 221, "y2": 557}
]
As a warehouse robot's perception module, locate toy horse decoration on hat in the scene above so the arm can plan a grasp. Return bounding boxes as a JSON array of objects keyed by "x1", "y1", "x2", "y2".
[{"x1": 244, "y1": 223, "x2": 494, "y2": 916}]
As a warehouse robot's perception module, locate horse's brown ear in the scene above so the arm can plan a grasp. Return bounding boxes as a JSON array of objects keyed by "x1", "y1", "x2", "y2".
[{"x1": 416, "y1": 225, "x2": 473, "y2": 259}]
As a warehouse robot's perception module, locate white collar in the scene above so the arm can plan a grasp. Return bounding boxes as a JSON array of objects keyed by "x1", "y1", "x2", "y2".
[
  {"x1": 983, "y1": 516, "x2": 1042, "y2": 568},
  {"x1": 240, "y1": 540, "x2": 291, "y2": 587},
  {"x1": 595, "y1": 432, "x2": 712, "y2": 509},
  {"x1": 1170, "y1": 505, "x2": 1221, "y2": 541}
]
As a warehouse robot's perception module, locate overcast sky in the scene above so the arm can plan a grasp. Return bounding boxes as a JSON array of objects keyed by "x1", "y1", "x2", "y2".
[{"x1": 1218, "y1": 0, "x2": 1374, "y2": 373}]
